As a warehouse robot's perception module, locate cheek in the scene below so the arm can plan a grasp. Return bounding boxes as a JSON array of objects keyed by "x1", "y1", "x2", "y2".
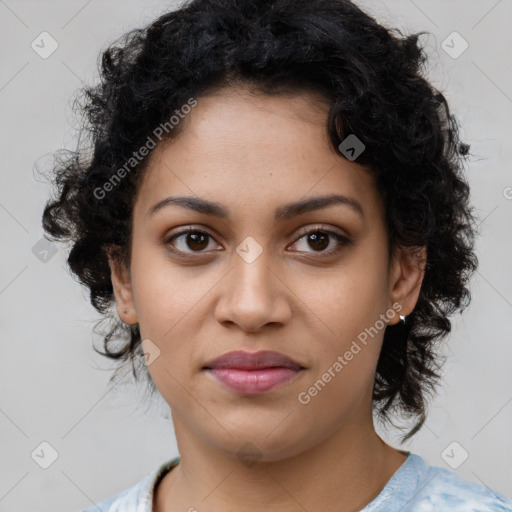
[
  {"x1": 292, "y1": 257, "x2": 388, "y2": 388},
  {"x1": 128, "y1": 231, "x2": 230, "y2": 405},
  {"x1": 295, "y1": 273, "x2": 387, "y2": 422},
  {"x1": 130, "y1": 240, "x2": 203, "y2": 334},
  {"x1": 296, "y1": 263, "x2": 387, "y2": 344}
]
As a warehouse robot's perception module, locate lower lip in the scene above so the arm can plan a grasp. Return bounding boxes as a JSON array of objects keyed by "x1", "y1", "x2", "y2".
[{"x1": 206, "y1": 367, "x2": 302, "y2": 395}]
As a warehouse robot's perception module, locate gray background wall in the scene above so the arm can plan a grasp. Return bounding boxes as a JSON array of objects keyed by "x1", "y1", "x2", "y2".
[{"x1": 0, "y1": 1, "x2": 511, "y2": 510}]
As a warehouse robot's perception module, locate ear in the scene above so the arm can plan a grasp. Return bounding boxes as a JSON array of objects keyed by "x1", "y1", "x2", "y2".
[
  {"x1": 387, "y1": 245, "x2": 427, "y2": 325},
  {"x1": 106, "y1": 246, "x2": 138, "y2": 325}
]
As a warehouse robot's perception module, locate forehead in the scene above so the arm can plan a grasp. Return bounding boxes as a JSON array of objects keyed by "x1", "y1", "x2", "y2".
[{"x1": 134, "y1": 87, "x2": 383, "y2": 225}]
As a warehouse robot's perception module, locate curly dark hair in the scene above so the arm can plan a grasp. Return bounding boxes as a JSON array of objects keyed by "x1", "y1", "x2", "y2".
[{"x1": 41, "y1": 0, "x2": 479, "y2": 442}]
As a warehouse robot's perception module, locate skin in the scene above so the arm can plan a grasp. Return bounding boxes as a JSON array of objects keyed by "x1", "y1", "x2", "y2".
[{"x1": 108, "y1": 84, "x2": 426, "y2": 512}]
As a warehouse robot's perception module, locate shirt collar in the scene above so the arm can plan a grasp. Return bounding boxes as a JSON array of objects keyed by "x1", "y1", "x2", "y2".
[{"x1": 108, "y1": 456, "x2": 180, "y2": 512}]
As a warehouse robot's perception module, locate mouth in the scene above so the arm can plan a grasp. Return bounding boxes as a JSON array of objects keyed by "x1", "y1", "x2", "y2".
[
  {"x1": 204, "y1": 367, "x2": 304, "y2": 395},
  {"x1": 202, "y1": 350, "x2": 305, "y2": 395}
]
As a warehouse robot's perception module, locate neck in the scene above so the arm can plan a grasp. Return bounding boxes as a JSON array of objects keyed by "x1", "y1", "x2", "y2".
[{"x1": 154, "y1": 413, "x2": 408, "y2": 512}]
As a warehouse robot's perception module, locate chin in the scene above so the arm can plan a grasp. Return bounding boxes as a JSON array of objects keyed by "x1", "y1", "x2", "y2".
[{"x1": 209, "y1": 423, "x2": 309, "y2": 463}]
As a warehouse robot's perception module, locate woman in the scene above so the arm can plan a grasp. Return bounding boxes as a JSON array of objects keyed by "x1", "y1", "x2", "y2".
[{"x1": 42, "y1": 0, "x2": 512, "y2": 510}]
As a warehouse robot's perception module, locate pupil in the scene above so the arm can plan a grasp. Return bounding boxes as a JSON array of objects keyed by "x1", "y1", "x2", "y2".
[
  {"x1": 309, "y1": 231, "x2": 328, "y2": 251},
  {"x1": 188, "y1": 232, "x2": 208, "y2": 251}
]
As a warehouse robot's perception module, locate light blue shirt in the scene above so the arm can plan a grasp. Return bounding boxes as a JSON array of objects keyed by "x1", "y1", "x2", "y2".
[{"x1": 81, "y1": 452, "x2": 512, "y2": 511}]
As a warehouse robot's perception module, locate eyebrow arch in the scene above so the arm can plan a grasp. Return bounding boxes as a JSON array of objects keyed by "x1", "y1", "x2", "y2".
[{"x1": 146, "y1": 194, "x2": 364, "y2": 220}]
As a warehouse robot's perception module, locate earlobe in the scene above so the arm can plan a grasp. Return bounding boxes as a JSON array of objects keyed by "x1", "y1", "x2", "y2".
[
  {"x1": 388, "y1": 245, "x2": 427, "y2": 325},
  {"x1": 106, "y1": 246, "x2": 138, "y2": 325}
]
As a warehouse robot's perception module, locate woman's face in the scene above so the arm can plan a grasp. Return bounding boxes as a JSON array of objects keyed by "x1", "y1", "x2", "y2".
[{"x1": 109, "y1": 85, "x2": 425, "y2": 461}]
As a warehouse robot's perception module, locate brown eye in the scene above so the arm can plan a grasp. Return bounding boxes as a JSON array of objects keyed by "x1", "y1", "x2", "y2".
[
  {"x1": 305, "y1": 231, "x2": 329, "y2": 251},
  {"x1": 164, "y1": 226, "x2": 352, "y2": 260},
  {"x1": 166, "y1": 229, "x2": 217, "y2": 254},
  {"x1": 290, "y1": 227, "x2": 353, "y2": 259}
]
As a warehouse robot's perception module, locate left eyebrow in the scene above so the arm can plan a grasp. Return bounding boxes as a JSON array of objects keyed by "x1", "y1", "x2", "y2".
[
  {"x1": 274, "y1": 194, "x2": 364, "y2": 220},
  {"x1": 146, "y1": 194, "x2": 364, "y2": 220}
]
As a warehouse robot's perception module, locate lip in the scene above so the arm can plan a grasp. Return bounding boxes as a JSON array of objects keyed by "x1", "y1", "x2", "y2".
[
  {"x1": 203, "y1": 350, "x2": 305, "y2": 395},
  {"x1": 203, "y1": 350, "x2": 304, "y2": 370}
]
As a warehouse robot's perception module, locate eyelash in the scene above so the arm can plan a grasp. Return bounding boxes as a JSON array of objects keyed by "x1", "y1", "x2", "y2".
[{"x1": 163, "y1": 224, "x2": 353, "y2": 260}]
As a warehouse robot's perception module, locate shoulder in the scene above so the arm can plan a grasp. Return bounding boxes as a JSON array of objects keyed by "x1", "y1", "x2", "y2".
[
  {"x1": 80, "y1": 493, "x2": 120, "y2": 512},
  {"x1": 399, "y1": 454, "x2": 512, "y2": 511},
  {"x1": 79, "y1": 457, "x2": 180, "y2": 512},
  {"x1": 79, "y1": 478, "x2": 151, "y2": 512}
]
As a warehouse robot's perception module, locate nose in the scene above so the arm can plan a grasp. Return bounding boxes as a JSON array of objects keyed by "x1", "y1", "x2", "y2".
[{"x1": 213, "y1": 248, "x2": 292, "y2": 333}]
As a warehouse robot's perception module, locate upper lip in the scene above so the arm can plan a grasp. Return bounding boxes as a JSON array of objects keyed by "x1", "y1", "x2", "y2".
[{"x1": 203, "y1": 350, "x2": 304, "y2": 370}]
